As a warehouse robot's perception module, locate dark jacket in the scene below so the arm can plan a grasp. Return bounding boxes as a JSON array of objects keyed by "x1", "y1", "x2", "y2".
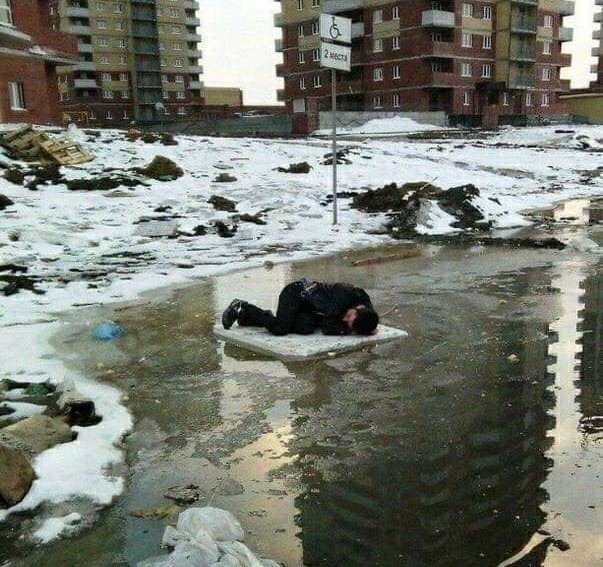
[{"x1": 304, "y1": 282, "x2": 374, "y2": 335}]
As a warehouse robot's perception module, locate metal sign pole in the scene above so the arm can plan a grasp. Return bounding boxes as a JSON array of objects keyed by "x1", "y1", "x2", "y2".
[{"x1": 331, "y1": 67, "x2": 337, "y2": 225}]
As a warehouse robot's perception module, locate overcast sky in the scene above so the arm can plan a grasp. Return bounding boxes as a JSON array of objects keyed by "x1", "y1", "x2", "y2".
[{"x1": 200, "y1": 0, "x2": 600, "y2": 105}]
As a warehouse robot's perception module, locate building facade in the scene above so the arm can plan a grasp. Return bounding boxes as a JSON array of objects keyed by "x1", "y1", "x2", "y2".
[
  {"x1": 0, "y1": 0, "x2": 77, "y2": 124},
  {"x1": 592, "y1": 0, "x2": 602, "y2": 86},
  {"x1": 53, "y1": 0, "x2": 204, "y2": 126},
  {"x1": 275, "y1": 0, "x2": 574, "y2": 132}
]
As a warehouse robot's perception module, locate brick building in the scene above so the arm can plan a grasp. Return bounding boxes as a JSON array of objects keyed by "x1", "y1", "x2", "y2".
[
  {"x1": 274, "y1": 0, "x2": 574, "y2": 133},
  {"x1": 54, "y1": 0, "x2": 205, "y2": 126},
  {"x1": 0, "y1": 0, "x2": 77, "y2": 124}
]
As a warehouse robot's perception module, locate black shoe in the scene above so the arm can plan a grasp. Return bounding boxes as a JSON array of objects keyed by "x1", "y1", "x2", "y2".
[{"x1": 222, "y1": 299, "x2": 243, "y2": 330}]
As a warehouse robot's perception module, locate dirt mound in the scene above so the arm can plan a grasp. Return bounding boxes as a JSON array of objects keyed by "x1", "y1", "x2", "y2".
[{"x1": 136, "y1": 156, "x2": 183, "y2": 181}]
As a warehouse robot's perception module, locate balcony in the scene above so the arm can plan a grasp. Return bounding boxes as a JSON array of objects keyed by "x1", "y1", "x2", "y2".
[
  {"x1": 275, "y1": 38, "x2": 283, "y2": 52},
  {"x1": 186, "y1": 33, "x2": 202, "y2": 42},
  {"x1": 351, "y1": 21, "x2": 364, "y2": 38},
  {"x1": 557, "y1": 27, "x2": 573, "y2": 41},
  {"x1": 68, "y1": 25, "x2": 92, "y2": 35},
  {"x1": 189, "y1": 80, "x2": 204, "y2": 89},
  {"x1": 595, "y1": 11, "x2": 602, "y2": 23},
  {"x1": 188, "y1": 64, "x2": 203, "y2": 74},
  {"x1": 323, "y1": 0, "x2": 363, "y2": 13},
  {"x1": 508, "y1": 75, "x2": 534, "y2": 89},
  {"x1": 422, "y1": 10, "x2": 455, "y2": 28},
  {"x1": 274, "y1": 13, "x2": 284, "y2": 27},
  {"x1": 511, "y1": 0, "x2": 538, "y2": 5},
  {"x1": 277, "y1": 88, "x2": 285, "y2": 102},
  {"x1": 558, "y1": 1, "x2": 575, "y2": 16},
  {"x1": 64, "y1": 6, "x2": 89, "y2": 17},
  {"x1": 592, "y1": 64, "x2": 599, "y2": 75},
  {"x1": 0, "y1": 23, "x2": 32, "y2": 43},
  {"x1": 186, "y1": 17, "x2": 201, "y2": 27},
  {"x1": 510, "y1": 16, "x2": 537, "y2": 34},
  {"x1": 509, "y1": 44, "x2": 536, "y2": 62},
  {"x1": 77, "y1": 41, "x2": 93, "y2": 53},
  {"x1": 184, "y1": 1, "x2": 200, "y2": 9},
  {"x1": 73, "y1": 61, "x2": 97, "y2": 71},
  {"x1": 592, "y1": 46, "x2": 601, "y2": 57},
  {"x1": 188, "y1": 49, "x2": 203, "y2": 58},
  {"x1": 276, "y1": 63, "x2": 285, "y2": 77},
  {"x1": 431, "y1": 70, "x2": 457, "y2": 87},
  {"x1": 74, "y1": 78, "x2": 98, "y2": 89},
  {"x1": 593, "y1": 29, "x2": 602, "y2": 40}
]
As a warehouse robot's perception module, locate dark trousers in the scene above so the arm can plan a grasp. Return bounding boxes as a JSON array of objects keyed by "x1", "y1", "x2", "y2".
[{"x1": 237, "y1": 281, "x2": 318, "y2": 336}]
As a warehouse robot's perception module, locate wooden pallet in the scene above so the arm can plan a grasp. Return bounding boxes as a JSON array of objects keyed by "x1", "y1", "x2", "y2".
[{"x1": 1, "y1": 125, "x2": 93, "y2": 165}]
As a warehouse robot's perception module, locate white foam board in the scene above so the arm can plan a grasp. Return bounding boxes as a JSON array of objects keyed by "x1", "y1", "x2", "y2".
[{"x1": 213, "y1": 324, "x2": 407, "y2": 361}]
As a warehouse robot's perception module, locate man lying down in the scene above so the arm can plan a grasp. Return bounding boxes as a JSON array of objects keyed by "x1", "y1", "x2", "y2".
[{"x1": 221, "y1": 278, "x2": 379, "y2": 337}]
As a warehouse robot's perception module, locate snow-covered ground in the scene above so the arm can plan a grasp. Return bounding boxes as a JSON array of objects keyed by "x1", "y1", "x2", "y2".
[
  {"x1": 313, "y1": 115, "x2": 446, "y2": 136},
  {"x1": 0, "y1": 124, "x2": 601, "y2": 542}
]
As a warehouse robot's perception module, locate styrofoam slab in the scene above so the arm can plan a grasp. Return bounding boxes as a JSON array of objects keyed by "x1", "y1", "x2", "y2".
[{"x1": 213, "y1": 324, "x2": 408, "y2": 361}]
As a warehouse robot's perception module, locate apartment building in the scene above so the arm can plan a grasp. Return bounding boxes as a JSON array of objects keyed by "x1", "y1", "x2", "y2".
[
  {"x1": 0, "y1": 0, "x2": 77, "y2": 124},
  {"x1": 275, "y1": 0, "x2": 574, "y2": 132},
  {"x1": 53, "y1": 0, "x2": 204, "y2": 126},
  {"x1": 559, "y1": 0, "x2": 602, "y2": 124}
]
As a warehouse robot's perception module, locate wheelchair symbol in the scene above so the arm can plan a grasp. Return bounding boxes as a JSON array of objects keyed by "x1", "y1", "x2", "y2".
[{"x1": 329, "y1": 17, "x2": 342, "y2": 40}]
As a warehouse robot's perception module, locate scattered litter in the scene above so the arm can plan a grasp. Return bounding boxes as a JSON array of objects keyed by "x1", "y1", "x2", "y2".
[{"x1": 92, "y1": 323, "x2": 124, "y2": 341}]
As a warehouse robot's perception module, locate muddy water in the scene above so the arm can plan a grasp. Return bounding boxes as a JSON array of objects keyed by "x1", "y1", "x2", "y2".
[{"x1": 3, "y1": 238, "x2": 602, "y2": 566}]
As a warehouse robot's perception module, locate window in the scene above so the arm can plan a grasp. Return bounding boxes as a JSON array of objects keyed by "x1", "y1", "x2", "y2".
[
  {"x1": 312, "y1": 0, "x2": 320, "y2": 7},
  {"x1": 312, "y1": 48, "x2": 320, "y2": 61},
  {"x1": 392, "y1": 36, "x2": 400, "y2": 50},
  {"x1": 482, "y1": 63, "x2": 491, "y2": 78},
  {"x1": 115, "y1": 20, "x2": 125, "y2": 30},
  {"x1": 173, "y1": 26, "x2": 181, "y2": 35},
  {"x1": 102, "y1": 89, "x2": 113, "y2": 99},
  {"x1": 169, "y1": 7, "x2": 179, "y2": 17},
  {"x1": 311, "y1": 21, "x2": 319, "y2": 35},
  {"x1": 121, "y1": 90, "x2": 130, "y2": 98},
  {"x1": 526, "y1": 92, "x2": 532, "y2": 106},
  {"x1": 462, "y1": 33, "x2": 472, "y2": 48},
  {"x1": 462, "y1": 3, "x2": 473, "y2": 18},
  {"x1": 541, "y1": 92, "x2": 550, "y2": 106},
  {"x1": 173, "y1": 42, "x2": 182, "y2": 51},
  {"x1": 8, "y1": 82, "x2": 25, "y2": 110},
  {"x1": 174, "y1": 58, "x2": 183, "y2": 67},
  {"x1": 542, "y1": 67, "x2": 552, "y2": 81},
  {"x1": 393, "y1": 92, "x2": 400, "y2": 108},
  {"x1": 163, "y1": 90, "x2": 169, "y2": 99},
  {"x1": 118, "y1": 38, "x2": 127, "y2": 49},
  {"x1": 298, "y1": 51, "x2": 305, "y2": 64},
  {"x1": 123, "y1": 110, "x2": 129, "y2": 120},
  {"x1": 297, "y1": 0, "x2": 303, "y2": 10},
  {"x1": 373, "y1": 94, "x2": 383, "y2": 109},
  {"x1": 95, "y1": 2, "x2": 104, "y2": 12},
  {"x1": 373, "y1": 9, "x2": 383, "y2": 24},
  {"x1": 313, "y1": 75, "x2": 322, "y2": 88},
  {"x1": 118, "y1": 72, "x2": 127, "y2": 82},
  {"x1": 100, "y1": 54, "x2": 109, "y2": 64},
  {"x1": 432, "y1": 31, "x2": 442, "y2": 42},
  {"x1": 99, "y1": 37, "x2": 109, "y2": 47},
  {"x1": 298, "y1": 24, "x2": 304, "y2": 37},
  {"x1": 463, "y1": 91, "x2": 471, "y2": 106},
  {"x1": 374, "y1": 67, "x2": 384, "y2": 81},
  {"x1": 502, "y1": 92, "x2": 509, "y2": 106},
  {"x1": 483, "y1": 5, "x2": 492, "y2": 20},
  {"x1": 102, "y1": 72, "x2": 111, "y2": 81},
  {"x1": 114, "y1": 3, "x2": 123, "y2": 13},
  {"x1": 431, "y1": 60, "x2": 442, "y2": 72},
  {"x1": 175, "y1": 74, "x2": 184, "y2": 84},
  {"x1": 59, "y1": 91, "x2": 69, "y2": 102},
  {"x1": 97, "y1": 19, "x2": 107, "y2": 29},
  {"x1": 393, "y1": 65, "x2": 400, "y2": 79},
  {"x1": 543, "y1": 15, "x2": 553, "y2": 28},
  {"x1": 543, "y1": 40, "x2": 551, "y2": 55},
  {"x1": 176, "y1": 91, "x2": 185, "y2": 99},
  {"x1": 461, "y1": 62, "x2": 472, "y2": 77},
  {"x1": 392, "y1": 6, "x2": 400, "y2": 20},
  {"x1": 160, "y1": 58, "x2": 167, "y2": 67},
  {"x1": 483, "y1": 35, "x2": 491, "y2": 49},
  {"x1": 299, "y1": 76, "x2": 306, "y2": 90},
  {"x1": 178, "y1": 106, "x2": 186, "y2": 115},
  {"x1": 373, "y1": 38, "x2": 383, "y2": 52},
  {"x1": 161, "y1": 74, "x2": 168, "y2": 83},
  {"x1": 119, "y1": 55, "x2": 126, "y2": 65},
  {"x1": 106, "y1": 110, "x2": 113, "y2": 120}
]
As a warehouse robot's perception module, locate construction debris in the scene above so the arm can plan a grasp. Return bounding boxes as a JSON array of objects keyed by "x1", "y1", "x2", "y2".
[{"x1": 0, "y1": 125, "x2": 93, "y2": 165}]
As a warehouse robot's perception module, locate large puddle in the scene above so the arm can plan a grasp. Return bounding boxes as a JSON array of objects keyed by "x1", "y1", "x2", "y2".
[{"x1": 2, "y1": 237, "x2": 601, "y2": 566}]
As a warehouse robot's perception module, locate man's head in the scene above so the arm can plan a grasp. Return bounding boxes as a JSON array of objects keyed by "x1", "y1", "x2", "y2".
[{"x1": 343, "y1": 305, "x2": 379, "y2": 335}]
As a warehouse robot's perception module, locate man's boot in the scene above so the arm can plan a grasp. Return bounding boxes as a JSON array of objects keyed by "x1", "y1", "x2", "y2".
[{"x1": 222, "y1": 299, "x2": 244, "y2": 330}]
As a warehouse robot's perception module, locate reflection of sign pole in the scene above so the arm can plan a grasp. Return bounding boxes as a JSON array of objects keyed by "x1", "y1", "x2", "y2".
[{"x1": 320, "y1": 13, "x2": 351, "y2": 226}]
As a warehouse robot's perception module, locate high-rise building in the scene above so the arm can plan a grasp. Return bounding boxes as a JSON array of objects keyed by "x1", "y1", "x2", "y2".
[
  {"x1": 593, "y1": 0, "x2": 602, "y2": 86},
  {"x1": 275, "y1": 0, "x2": 574, "y2": 133},
  {"x1": 0, "y1": 0, "x2": 78, "y2": 124},
  {"x1": 53, "y1": 0, "x2": 204, "y2": 126}
]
